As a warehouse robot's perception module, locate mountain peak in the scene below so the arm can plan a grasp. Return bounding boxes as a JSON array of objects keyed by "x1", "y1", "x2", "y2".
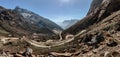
[
  {"x1": 14, "y1": 6, "x2": 33, "y2": 14},
  {"x1": 15, "y1": 6, "x2": 20, "y2": 9}
]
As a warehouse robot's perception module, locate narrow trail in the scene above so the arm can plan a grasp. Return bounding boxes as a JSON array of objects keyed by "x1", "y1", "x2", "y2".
[
  {"x1": 50, "y1": 52, "x2": 72, "y2": 56},
  {"x1": 24, "y1": 29, "x2": 87, "y2": 48},
  {"x1": 0, "y1": 29, "x2": 86, "y2": 49},
  {"x1": 24, "y1": 34, "x2": 74, "y2": 48},
  {"x1": 0, "y1": 36, "x2": 19, "y2": 43}
]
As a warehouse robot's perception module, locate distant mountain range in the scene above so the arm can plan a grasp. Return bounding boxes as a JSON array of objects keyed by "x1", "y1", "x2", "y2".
[
  {"x1": 0, "y1": 6, "x2": 62, "y2": 37},
  {"x1": 57, "y1": 19, "x2": 78, "y2": 29}
]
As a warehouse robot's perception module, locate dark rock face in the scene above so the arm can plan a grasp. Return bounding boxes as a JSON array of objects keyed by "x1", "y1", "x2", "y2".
[{"x1": 82, "y1": 32, "x2": 104, "y2": 46}]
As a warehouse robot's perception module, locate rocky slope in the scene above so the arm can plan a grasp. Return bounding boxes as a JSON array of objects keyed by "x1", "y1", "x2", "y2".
[{"x1": 57, "y1": 0, "x2": 120, "y2": 57}]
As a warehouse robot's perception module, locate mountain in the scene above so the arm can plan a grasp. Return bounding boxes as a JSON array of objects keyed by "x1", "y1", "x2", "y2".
[
  {"x1": 58, "y1": 19, "x2": 78, "y2": 29},
  {"x1": 62, "y1": 0, "x2": 120, "y2": 36},
  {"x1": 14, "y1": 6, "x2": 63, "y2": 31},
  {"x1": 0, "y1": 6, "x2": 62, "y2": 37}
]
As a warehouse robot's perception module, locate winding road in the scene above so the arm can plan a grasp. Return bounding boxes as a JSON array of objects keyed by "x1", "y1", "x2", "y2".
[
  {"x1": 0, "y1": 29, "x2": 87, "y2": 49},
  {"x1": 24, "y1": 34, "x2": 74, "y2": 48}
]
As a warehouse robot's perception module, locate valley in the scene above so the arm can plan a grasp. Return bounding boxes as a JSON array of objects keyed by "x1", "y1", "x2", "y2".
[{"x1": 0, "y1": 0, "x2": 120, "y2": 57}]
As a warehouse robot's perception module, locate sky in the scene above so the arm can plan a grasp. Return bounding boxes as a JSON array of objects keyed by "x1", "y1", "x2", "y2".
[{"x1": 0, "y1": 0, "x2": 92, "y2": 23}]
